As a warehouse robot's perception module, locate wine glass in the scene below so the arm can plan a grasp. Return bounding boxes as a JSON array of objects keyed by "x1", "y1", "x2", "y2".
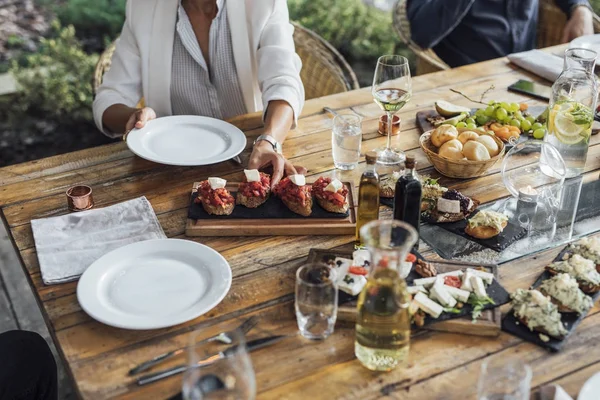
[
  {"x1": 182, "y1": 329, "x2": 256, "y2": 400},
  {"x1": 372, "y1": 55, "x2": 412, "y2": 165}
]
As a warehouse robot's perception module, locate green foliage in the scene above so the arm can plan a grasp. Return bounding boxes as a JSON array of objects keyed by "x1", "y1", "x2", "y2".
[
  {"x1": 6, "y1": 34, "x2": 26, "y2": 49},
  {"x1": 52, "y1": 0, "x2": 126, "y2": 43},
  {"x1": 1, "y1": 21, "x2": 98, "y2": 124}
]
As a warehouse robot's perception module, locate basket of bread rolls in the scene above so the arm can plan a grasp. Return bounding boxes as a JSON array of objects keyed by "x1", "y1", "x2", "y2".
[{"x1": 419, "y1": 124, "x2": 505, "y2": 179}]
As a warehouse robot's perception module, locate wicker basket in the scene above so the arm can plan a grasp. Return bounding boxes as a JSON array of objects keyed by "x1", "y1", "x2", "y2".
[{"x1": 419, "y1": 130, "x2": 505, "y2": 179}]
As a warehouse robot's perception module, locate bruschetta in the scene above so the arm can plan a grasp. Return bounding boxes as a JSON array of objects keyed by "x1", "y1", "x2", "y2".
[
  {"x1": 273, "y1": 174, "x2": 313, "y2": 217},
  {"x1": 537, "y1": 273, "x2": 593, "y2": 314},
  {"x1": 464, "y1": 210, "x2": 508, "y2": 239},
  {"x1": 195, "y1": 178, "x2": 235, "y2": 216},
  {"x1": 510, "y1": 289, "x2": 568, "y2": 340},
  {"x1": 545, "y1": 254, "x2": 600, "y2": 294},
  {"x1": 569, "y1": 237, "x2": 600, "y2": 272},
  {"x1": 237, "y1": 169, "x2": 271, "y2": 208},
  {"x1": 312, "y1": 177, "x2": 349, "y2": 214},
  {"x1": 422, "y1": 188, "x2": 479, "y2": 224}
]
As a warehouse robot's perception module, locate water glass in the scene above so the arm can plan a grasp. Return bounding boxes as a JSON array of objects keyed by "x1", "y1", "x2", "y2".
[
  {"x1": 295, "y1": 263, "x2": 338, "y2": 340},
  {"x1": 477, "y1": 358, "x2": 531, "y2": 400},
  {"x1": 332, "y1": 114, "x2": 362, "y2": 170},
  {"x1": 182, "y1": 329, "x2": 256, "y2": 400}
]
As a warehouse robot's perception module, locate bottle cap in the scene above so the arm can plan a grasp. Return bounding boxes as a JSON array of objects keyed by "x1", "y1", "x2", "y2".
[
  {"x1": 405, "y1": 156, "x2": 416, "y2": 169},
  {"x1": 365, "y1": 151, "x2": 378, "y2": 164}
]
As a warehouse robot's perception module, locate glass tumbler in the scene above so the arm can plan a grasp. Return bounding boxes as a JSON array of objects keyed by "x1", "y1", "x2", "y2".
[
  {"x1": 477, "y1": 358, "x2": 532, "y2": 400},
  {"x1": 295, "y1": 263, "x2": 338, "y2": 340},
  {"x1": 332, "y1": 114, "x2": 362, "y2": 170}
]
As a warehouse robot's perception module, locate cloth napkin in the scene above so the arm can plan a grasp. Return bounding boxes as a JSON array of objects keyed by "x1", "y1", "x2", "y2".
[
  {"x1": 31, "y1": 196, "x2": 166, "y2": 285},
  {"x1": 507, "y1": 49, "x2": 564, "y2": 82},
  {"x1": 539, "y1": 384, "x2": 574, "y2": 400}
]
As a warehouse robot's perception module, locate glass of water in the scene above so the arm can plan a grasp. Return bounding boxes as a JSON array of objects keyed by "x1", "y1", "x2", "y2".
[
  {"x1": 332, "y1": 114, "x2": 362, "y2": 170},
  {"x1": 295, "y1": 263, "x2": 338, "y2": 340},
  {"x1": 182, "y1": 328, "x2": 256, "y2": 400},
  {"x1": 477, "y1": 358, "x2": 531, "y2": 400}
]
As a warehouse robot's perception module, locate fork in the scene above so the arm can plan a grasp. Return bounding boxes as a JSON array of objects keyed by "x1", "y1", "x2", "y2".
[{"x1": 128, "y1": 316, "x2": 258, "y2": 376}]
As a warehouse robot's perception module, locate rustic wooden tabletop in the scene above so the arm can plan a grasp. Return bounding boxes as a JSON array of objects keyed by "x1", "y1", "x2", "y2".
[{"x1": 1, "y1": 44, "x2": 599, "y2": 399}]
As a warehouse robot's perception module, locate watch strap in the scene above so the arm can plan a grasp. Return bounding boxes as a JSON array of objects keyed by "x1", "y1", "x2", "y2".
[{"x1": 254, "y1": 134, "x2": 282, "y2": 154}]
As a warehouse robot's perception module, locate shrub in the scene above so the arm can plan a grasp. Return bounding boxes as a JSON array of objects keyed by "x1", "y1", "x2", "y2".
[{"x1": 1, "y1": 21, "x2": 98, "y2": 124}]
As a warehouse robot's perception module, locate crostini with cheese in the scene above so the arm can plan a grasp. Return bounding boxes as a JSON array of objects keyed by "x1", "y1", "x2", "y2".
[
  {"x1": 465, "y1": 210, "x2": 508, "y2": 239},
  {"x1": 273, "y1": 174, "x2": 313, "y2": 217},
  {"x1": 312, "y1": 177, "x2": 349, "y2": 214},
  {"x1": 236, "y1": 169, "x2": 271, "y2": 208},
  {"x1": 195, "y1": 177, "x2": 235, "y2": 216}
]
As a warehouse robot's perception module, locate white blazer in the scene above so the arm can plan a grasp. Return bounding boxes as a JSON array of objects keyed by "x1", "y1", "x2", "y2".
[{"x1": 93, "y1": 0, "x2": 305, "y2": 137}]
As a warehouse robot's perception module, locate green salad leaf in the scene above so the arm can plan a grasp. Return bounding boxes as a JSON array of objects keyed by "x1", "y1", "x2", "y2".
[{"x1": 467, "y1": 294, "x2": 495, "y2": 323}]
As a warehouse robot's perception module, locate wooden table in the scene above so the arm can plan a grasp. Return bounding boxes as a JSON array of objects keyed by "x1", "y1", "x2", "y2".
[{"x1": 2, "y1": 45, "x2": 600, "y2": 399}]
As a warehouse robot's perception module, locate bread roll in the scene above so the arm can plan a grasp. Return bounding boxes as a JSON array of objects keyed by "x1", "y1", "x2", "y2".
[
  {"x1": 438, "y1": 146, "x2": 465, "y2": 160},
  {"x1": 463, "y1": 141, "x2": 491, "y2": 161},
  {"x1": 457, "y1": 131, "x2": 479, "y2": 144},
  {"x1": 439, "y1": 139, "x2": 463, "y2": 152},
  {"x1": 431, "y1": 124, "x2": 458, "y2": 147},
  {"x1": 476, "y1": 135, "x2": 500, "y2": 157}
]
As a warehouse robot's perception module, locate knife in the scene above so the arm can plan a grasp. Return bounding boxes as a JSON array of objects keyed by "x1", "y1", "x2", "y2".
[{"x1": 136, "y1": 335, "x2": 287, "y2": 386}]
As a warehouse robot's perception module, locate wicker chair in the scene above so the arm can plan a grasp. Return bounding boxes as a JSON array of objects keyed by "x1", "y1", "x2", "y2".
[
  {"x1": 93, "y1": 22, "x2": 358, "y2": 102},
  {"x1": 393, "y1": 0, "x2": 600, "y2": 75}
]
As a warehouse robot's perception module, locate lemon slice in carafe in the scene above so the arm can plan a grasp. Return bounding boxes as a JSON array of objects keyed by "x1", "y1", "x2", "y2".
[{"x1": 551, "y1": 103, "x2": 589, "y2": 145}]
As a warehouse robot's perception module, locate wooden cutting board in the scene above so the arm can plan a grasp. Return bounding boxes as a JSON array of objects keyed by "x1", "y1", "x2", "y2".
[
  {"x1": 185, "y1": 182, "x2": 356, "y2": 236},
  {"x1": 308, "y1": 249, "x2": 502, "y2": 337}
]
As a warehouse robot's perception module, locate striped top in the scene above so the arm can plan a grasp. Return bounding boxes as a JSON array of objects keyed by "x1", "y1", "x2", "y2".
[{"x1": 170, "y1": 0, "x2": 247, "y2": 119}]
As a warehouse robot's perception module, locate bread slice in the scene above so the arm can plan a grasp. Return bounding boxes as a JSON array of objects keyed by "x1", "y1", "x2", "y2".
[
  {"x1": 544, "y1": 266, "x2": 600, "y2": 295},
  {"x1": 538, "y1": 288, "x2": 579, "y2": 314},
  {"x1": 202, "y1": 201, "x2": 234, "y2": 216},
  {"x1": 515, "y1": 314, "x2": 567, "y2": 340},
  {"x1": 379, "y1": 187, "x2": 394, "y2": 198},
  {"x1": 465, "y1": 220, "x2": 507, "y2": 239},
  {"x1": 282, "y1": 196, "x2": 313, "y2": 217},
  {"x1": 236, "y1": 191, "x2": 269, "y2": 208},
  {"x1": 315, "y1": 196, "x2": 349, "y2": 214},
  {"x1": 424, "y1": 198, "x2": 480, "y2": 223}
]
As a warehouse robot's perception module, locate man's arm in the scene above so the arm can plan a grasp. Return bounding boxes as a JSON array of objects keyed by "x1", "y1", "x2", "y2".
[
  {"x1": 554, "y1": 0, "x2": 595, "y2": 42},
  {"x1": 406, "y1": 0, "x2": 476, "y2": 49}
]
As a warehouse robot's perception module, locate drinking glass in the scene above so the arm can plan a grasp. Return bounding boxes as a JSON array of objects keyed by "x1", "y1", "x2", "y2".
[
  {"x1": 477, "y1": 358, "x2": 532, "y2": 400},
  {"x1": 332, "y1": 114, "x2": 362, "y2": 170},
  {"x1": 295, "y1": 263, "x2": 338, "y2": 340},
  {"x1": 372, "y1": 55, "x2": 412, "y2": 165},
  {"x1": 182, "y1": 329, "x2": 256, "y2": 400}
]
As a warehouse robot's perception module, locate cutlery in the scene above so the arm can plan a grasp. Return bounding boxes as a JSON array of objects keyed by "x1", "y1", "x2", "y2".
[
  {"x1": 323, "y1": 107, "x2": 341, "y2": 118},
  {"x1": 128, "y1": 316, "x2": 258, "y2": 376},
  {"x1": 231, "y1": 155, "x2": 242, "y2": 165},
  {"x1": 136, "y1": 335, "x2": 287, "y2": 386}
]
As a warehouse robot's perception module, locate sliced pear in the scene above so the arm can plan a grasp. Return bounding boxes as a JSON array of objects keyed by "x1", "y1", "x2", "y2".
[
  {"x1": 433, "y1": 113, "x2": 467, "y2": 126},
  {"x1": 435, "y1": 100, "x2": 472, "y2": 117}
]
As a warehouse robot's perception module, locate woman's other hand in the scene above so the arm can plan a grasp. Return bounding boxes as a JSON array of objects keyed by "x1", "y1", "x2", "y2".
[
  {"x1": 562, "y1": 5, "x2": 594, "y2": 43},
  {"x1": 247, "y1": 141, "x2": 307, "y2": 189},
  {"x1": 125, "y1": 107, "x2": 157, "y2": 132}
]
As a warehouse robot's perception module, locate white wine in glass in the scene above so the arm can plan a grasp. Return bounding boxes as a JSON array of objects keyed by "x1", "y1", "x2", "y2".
[{"x1": 372, "y1": 55, "x2": 412, "y2": 165}]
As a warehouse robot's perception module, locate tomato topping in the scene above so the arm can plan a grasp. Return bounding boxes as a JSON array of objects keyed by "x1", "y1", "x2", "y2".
[
  {"x1": 273, "y1": 177, "x2": 312, "y2": 206},
  {"x1": 239, "y1": 173, "x2": 270, "y2": 198},
  {"x1": 312, "y1": 177, "x2": 348, "y2": 206},
  {"x1": 378, "y1": 257, "x2": 389, "y2": 268},
  {"x1": 349, "y1": 266, "x2": 368, "y2": 276},
  {"x1": 444, "y1": 276, "x2": 461, "y2": 288},
  {"x1": 405, "y1": 253, "x2": 417, "y2": 263},
  {"x1": 196, "y1": 181, "x2": 234, "y2": 207}
]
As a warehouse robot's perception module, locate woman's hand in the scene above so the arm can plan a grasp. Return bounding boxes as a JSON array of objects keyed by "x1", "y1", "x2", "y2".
[
  {"x1": 125, "y1": 107, "x2": 157, "y2": 132},
  {"x1": 562, "y1": 6, "x2": 594, "y2": 43},
  {"x1": 247, "y1": 141, "x2": 307, "y2": 188}
]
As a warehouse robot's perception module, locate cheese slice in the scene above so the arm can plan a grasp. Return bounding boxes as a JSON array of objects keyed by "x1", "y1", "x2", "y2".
[
  {"x1": 431, "y1": 278, "x2": 457, "y2": 308},
  {"x1": 461, "y1": 269, "x2": 475, "y2": 292},
  {"x1": 289, "y1": 174, "x2": 305, "y2": 186},
  {"x1": 437, "y1": 198, "x2": 461, "y2": 214},
  {"x1": 208, "y1": 177, "x2": 226, "y2": 190},
  {"x1": 244, "y1": 169, "x2": 261, "y2": 182},
  {"x1": 467, "y1": 268, "x2": 494, "y2": 285},
  {"x1": 338, "y1": 274, "x2": 367, "y2": 296},
  {"x1": 414, "y1": 292, "x2": 444, "y2": 318},
  {"x1": 444, "y1": 285, "x2": 470, "y2": 303},
  {"x1": 325, "y1": 179, "x2": 343, "y2": 192},
  {"x1": 407, "y1": 285, "x2": 427, "y2": 295},
  {"x1": 352, "y1": 249, "x2": 371, "y2": 266},
  {"x1": 413, "y1": 270, "x2": 463, "y2": 288},
  {"x1": 470, "y1": 275, "x2": 487, "y2": 299},
  {"x1": 408, "y1": 299, "x2": 420, "y2": 315},
  {"x1": 530, "y1": 289, "x2": 550, "y2": 307}
]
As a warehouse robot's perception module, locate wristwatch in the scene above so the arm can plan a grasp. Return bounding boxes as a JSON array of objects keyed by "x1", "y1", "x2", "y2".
[{"x1": 253, "y1": 134, "x2": 282, "y2": 154}]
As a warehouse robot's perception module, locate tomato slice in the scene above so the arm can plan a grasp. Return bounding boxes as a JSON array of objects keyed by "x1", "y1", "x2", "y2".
[
  {"x1": 444, "y1": 276, "x2": 461, "y2": 288},
  {"x1": 405, "y1": 253, "x2": 417, "y2": 263},
  {"x1": 349, "y1": 266, "x2": 368, "y2": 276}
]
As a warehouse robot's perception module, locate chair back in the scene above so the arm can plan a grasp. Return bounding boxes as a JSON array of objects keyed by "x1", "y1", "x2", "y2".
[{"x1": 93, "y1": 22, "x2": 359, "y2": 100}]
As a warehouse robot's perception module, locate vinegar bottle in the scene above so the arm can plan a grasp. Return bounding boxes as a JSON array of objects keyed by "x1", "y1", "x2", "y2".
[
  {"x1": 356, "y1": 151, "x2": 380, "y2": 244},
  {"x1": 393, "y1": 156, "x2": 422, "y2": 253}
]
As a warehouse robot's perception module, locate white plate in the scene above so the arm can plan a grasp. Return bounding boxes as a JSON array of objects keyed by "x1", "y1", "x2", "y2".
[
  {"x1": 126, "y1": 116, "x2": 246, "y2": 166},
  {"x1": 578, "y1": 371, "x2": 600, "y2": 400},
  {"x1": 77, "y1": 239, "x2": 232, "y2": 330},
  {"x1": 570, "y1": 34, "x2": 600, "y2": 59}
]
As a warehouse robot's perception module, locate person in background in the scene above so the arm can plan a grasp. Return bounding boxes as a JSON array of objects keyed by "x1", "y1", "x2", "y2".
[
  {"x1": 0, "y1": 330, "x2": 58, "y2": 400},
  {"x1": 93, "y1": 0, "x2": 306, "y2": 187},
  {"x1": 407, "y1": 0, "x2": 595, "y2": 68}
]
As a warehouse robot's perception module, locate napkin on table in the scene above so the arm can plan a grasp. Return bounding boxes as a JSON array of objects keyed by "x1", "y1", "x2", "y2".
[
  {"x1": 507, "y1": 49, "x2": 564, "y2": 82},
  {"x1": 31, "y1": 196, "x2": 166, "y2": 285}
]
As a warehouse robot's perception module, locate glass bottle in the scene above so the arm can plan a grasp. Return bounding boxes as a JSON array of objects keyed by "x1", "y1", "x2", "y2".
[
  {"x1": 356, "y1": 151, "x2": 380, "y2": 244},
  {"x1": 355, "y1": 220, "x2": 418, "y2": 371},
  {"x1": 542, "y1": 48, "x2": 598, "y2": 178},
  {"x1": 393, "y1": 156, "x2": 422, "y2": 253}
]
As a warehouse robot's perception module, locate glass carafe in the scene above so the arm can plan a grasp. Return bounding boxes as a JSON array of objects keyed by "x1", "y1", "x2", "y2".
[
  {"x1": 355, "y1": 220, "x2": 418, "y2": 371},
  {"x1": 542, "y1": 48, "x2": 598, "y2": 178}
]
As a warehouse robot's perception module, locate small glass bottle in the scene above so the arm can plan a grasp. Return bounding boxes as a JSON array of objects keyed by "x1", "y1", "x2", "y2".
[
  {"x1": 356, "y1": 151, "x2": 380, "y2": 244},
  {"x1": 393, "y1": 156, "x2": 422, "y2": 253}
]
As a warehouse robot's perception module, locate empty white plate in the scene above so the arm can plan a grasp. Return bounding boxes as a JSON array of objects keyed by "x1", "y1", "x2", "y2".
[
  {"x1": 579, "y1": 371, "x2": 600, "y2": 400},
  {"x1": 126, "y1": 116, "x2": 246, "y2": 166},
  {"x1": 77, "y1": 239, "x2": 232, "y2": 330},
  {"x1": 570, "y1": 34, "x2": 600, "y2": 60}
]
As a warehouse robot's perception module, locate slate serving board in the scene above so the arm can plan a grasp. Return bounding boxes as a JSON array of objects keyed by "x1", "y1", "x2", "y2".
[{"x1": 502, "y1": 245, "x2": 600, "y2": 352}]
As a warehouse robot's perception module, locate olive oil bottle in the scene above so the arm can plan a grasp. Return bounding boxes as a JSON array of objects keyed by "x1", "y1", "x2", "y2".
[{"x1": 356, "y1": 152, "x2": 380, "y2": 244}]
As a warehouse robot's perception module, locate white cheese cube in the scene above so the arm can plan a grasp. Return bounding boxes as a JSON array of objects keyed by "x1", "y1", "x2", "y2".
[
  {"x1": 467, "y1": 268, "x2": 494, "y2": 285},
  {"x1": 352, "y1": 249, "x2": 371, "y2": 266},
  {"x1": 408, "y1": 299, "x2": 420, "y2": 315},
  {"x1": 431, "y1": 278, "x2": 457, "y2": 308},
  {"x1": 289, "y1": 174, "x2": 305, "y2": 186},
  {"x1": 461, "y1": 269, "x2": 475, "y2": 292},
  {"x1": 208, "y1": 177, "x2": 226, "y2": 190},
  {"x1": 470, "y1": 276, "x2": 487, "y2": 299},
  {"x1": 437, "y1": 198, "x2": 461, "y2": 214},
  {"x1": 332, "y1": 257, "x2": 352, "y2": 279},
  {"x1": 414, "y1": 292, "x2": 444, "y2": 318},
  {"x1": 244, "y1": 169, "x2": 261, "y2": 182},
  {"x1": 407, "y1": 285, "x2": 427, "y2": 295},
  {"x1": 338, "y1": 274, "x2": 367, "y2": 296},
  {"x1": 324, "y1": 179, "x2": 343, "y2": 192},
  {"x1": 444, "y1": 285, "x2": 470, "y2": 303}
]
